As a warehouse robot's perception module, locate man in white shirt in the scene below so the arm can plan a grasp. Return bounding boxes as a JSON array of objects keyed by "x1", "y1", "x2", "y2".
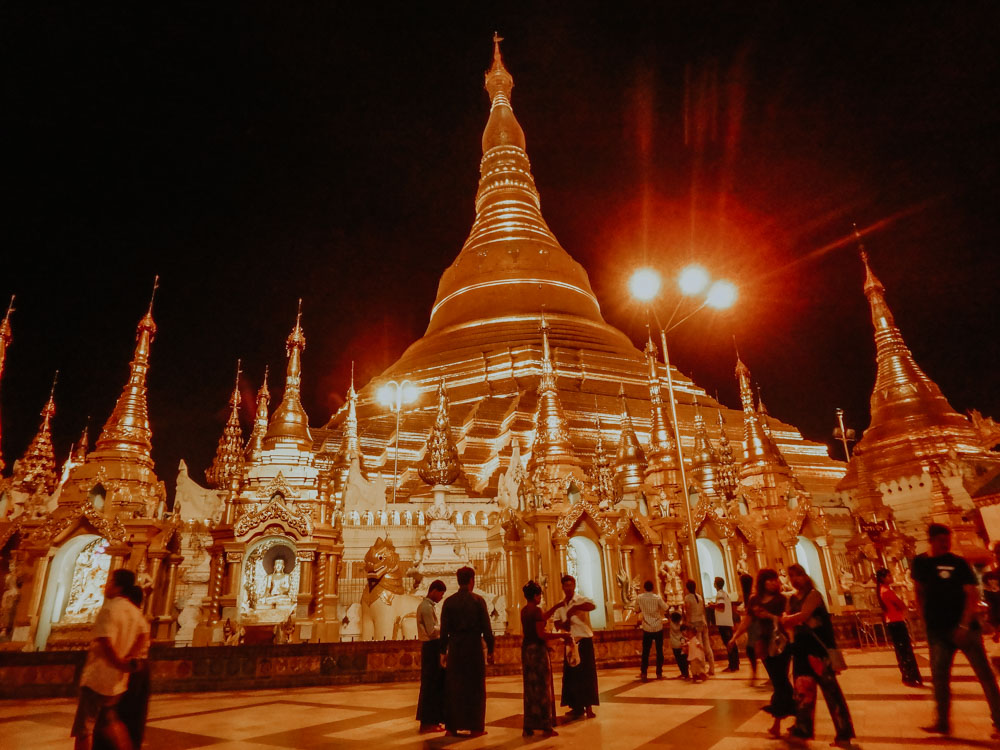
[
  {"x1": 415, "y1": 579, "x2": 447, "y2": 732},
  {"x1": 72, "y1": 568, "x2": 150, "y2": 750},
  {"x1": 633, "y1": 580, "x2": 669, "y2": 681},
  {"x1": 554, "y1": 574, "x2": 599, "y2": 719},
  {"x1": 712, "y1": 576, "x2": 740, "y2": 672},
  {"x1": 683, "y1": 579, "x2": 715, "y2": 676}
]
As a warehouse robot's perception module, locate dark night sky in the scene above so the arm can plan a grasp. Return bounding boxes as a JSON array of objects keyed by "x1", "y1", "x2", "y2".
[{"x1": 1, "y1": 3, "x2": 998, "y2": 493}]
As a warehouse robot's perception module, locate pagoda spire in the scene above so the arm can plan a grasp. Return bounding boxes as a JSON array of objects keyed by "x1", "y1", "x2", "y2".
[
  {"x1": 0, "y1": 295, "x2": 13, "y2": 473},
  {"x1": 71, "y1": 419, "x2": 90, "y2": 465},
  {"x1": 589, "y1": 414, "x2": 616, "y2": 504},
  {"x1": 689, "y1": 397, "x2": 721, "y2": 497},
  {"x1": 527, "y1": 316, "x2": 579, "y2": 486},
  {"x1": 757, "y1": 386, "x2": 772, "y2": 436},
  {"x1": 417, "y1": 380, "x2": 463, "y2": 487},
  {"x1": 734, "y1": 352, "x2": 788, "y2": 481},
  {"x1": 94, "y1": 278, "x2": 158, "y2": 465},
  {"x1": 333, "y1": 364, "x2": 368, "y2": 494},
  {"x1": 855, "y1": 233, "x2": 973, "y2": 452},
  {"x1": 614, "y1": 385, "x2": 647, "y2": 495},
  {"x1": 13, "y1": 371, "x2": 58, "y2": 495},
  {"x1": 643, "y1": 335, "x2": 678, "y2": 483},
  {"x1": 715, "y1": 409, "x2": 740, "y2": 501},
  {"x1": 206, "y1": 360, "x2": 245, "y2": 488},
  {"x1": 264, "y1": 300, "x2": 313, "y2": 450},
  {"x1": 245, "y1": 366, "x2": 270, "y2": 462},
  {"x1": 424, "y1": 36, "x2": 602, "y2": 335}
]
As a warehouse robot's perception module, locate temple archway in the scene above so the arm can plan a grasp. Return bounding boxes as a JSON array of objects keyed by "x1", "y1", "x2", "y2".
[
  {"x1": 795, "y1": 536, "x2": 828, "y2": 603},
  {"x1": 238, "y1": 536, "x2": 300, "y2": 625},
  {"x1": 567, "y1": 535, "x2": 606, "y2": 629},
  {"x1": 35, "y1": 534, "x2": 110, "y2": 650},
  {"x1": 696, "y1": 537, "x2": 726, "y2": 596}
]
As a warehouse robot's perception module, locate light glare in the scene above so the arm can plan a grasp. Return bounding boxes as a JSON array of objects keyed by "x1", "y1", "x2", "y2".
[
  {"x1": 401, "y1": 382, "x2": 419, "y2": 404},
  {"x1": 376, "y1": 384, "x2": 394, "y2": 407},
  {"x1": 706, "y1": 280, "x2": 737, "y2": 309},
  {"x1": 678, "y1": 265, "x2": 710, "y2": 296},
  {"x1": 628, "y1": 268, "x2": 661, "y2": 302}
]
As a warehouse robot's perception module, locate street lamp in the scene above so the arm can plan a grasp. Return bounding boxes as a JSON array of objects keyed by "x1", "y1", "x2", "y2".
[
  {"x1": 376, "y1": 379, "x2": 419, "y2": 504},
  {"x1": 629, "y1": 265, "x2": 737, "y2": 598}
]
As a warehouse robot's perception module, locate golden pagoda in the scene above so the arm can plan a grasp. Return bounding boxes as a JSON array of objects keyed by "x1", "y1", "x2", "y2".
[
  {"x1": 12, "y1": 373, "x2": 59, "y2": 497},
  {"x1": 614, "y1": 385, "x2": 647, "y2": 496},
  {"x1": 244, "y1": 366, "x2": 270, "y2": 464},
  {"x1": 417, "y1": 381, "x2": 464, "y2": 487},
  {"x1": 206, "y1": 361, "x2": 245, "y2": 489},
  {"x1": 264, "y1": 300, "x2": 312, "y2": 451}
]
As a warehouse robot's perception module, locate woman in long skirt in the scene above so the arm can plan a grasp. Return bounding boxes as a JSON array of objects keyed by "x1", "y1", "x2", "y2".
[
  {"x1": 876, "y1": 568, "x2": 924, "y2": 686},
  {"x1": 783, "y1": 564, "x2": 856, "y2": 748},
  {"x1": 520, "y1": 581, "x2": 569, "y2": 738}
]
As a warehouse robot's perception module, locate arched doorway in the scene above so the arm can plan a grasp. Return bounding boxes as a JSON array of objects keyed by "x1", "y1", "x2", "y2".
[
  {"x1": 795, "y1": 536, "x2": 828, "y2": 603},
  {"x1": 696, "y1": 538, "x2": 726, "y2": 596},
  {"x1": 239, "y1": 536, "x2": 300, "y2": 625},
  {"x1": 566, "y1": 536, "x2": 607, "y2": 629},
  {"x1": 36, "y1": 534, "x2": 111, "y2": 650}
]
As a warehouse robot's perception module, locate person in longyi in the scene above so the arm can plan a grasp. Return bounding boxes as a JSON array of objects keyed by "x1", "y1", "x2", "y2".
[
  {"x1": 553, "y1": 574, "x2": 599, "y2": 719},
  {"x1": 439, "y1": 566, "x2": 495, "y2": 737},
  {"x1": 520, "y1": 579, "x2": 570, "y2": 737},
  {"x1": 415, "y1": 579, "x2": 447, "y2": 733}
]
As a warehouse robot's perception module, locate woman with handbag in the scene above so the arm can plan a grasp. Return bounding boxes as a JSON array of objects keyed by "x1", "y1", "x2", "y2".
[
  {"x1": 519, "y1": 580, "x2": 570, "y2": 738},
  {"x1": 875, "y1": 567, "x2": 924, "y2": 686},
  {"x1": 782, "y1": 564, "x2": 856, "y2": 748},
  {"x1": 730, "y1": 568, "x2": 794, "y2": 736}
]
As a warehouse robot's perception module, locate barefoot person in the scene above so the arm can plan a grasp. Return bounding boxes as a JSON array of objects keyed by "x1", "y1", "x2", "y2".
[
  {"x1": 554, "y1": 574, "x2": 599, "y2": 719},
  {"x1": 912, "y1": 523, "x2": 1000, "y2": 738},
  {"x1": 875, "y1": 567, "x2": 923, "y2": 686},
  {"x1": 683, "y1": 580, "x2": 714, "y2": 676},
  {"x1": 72, "y1": 569, "x2": 150, "y2": 750},
  {"x1": 439, "y1": 566, "x2": 495, "y2": 738},
  {"x1": 633, "y1": 580, "x2": 668, "y2": 681},
  {"x1": 415, "y1": 579, "x2": 447, "y2": 733},
  {"x1": 520, "y1": 580, "x2": 568, "y2": 738}
]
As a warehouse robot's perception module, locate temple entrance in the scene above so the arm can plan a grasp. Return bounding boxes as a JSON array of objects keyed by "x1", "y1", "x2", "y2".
[
  {"x1": 696, "y1": 538, "x2": 726, "y2": 595},
  {"x1": 566, "y1": 535, "x2": 606, "y2": 629},
  {"x1": 35, "y1": 534, "x2": 110, "y2": 650},
  {"x1": 239, "y1": 536, "x2": 300, "y2": 625},
  {"x1": 795, "y1": 536, "x2": 828, "y2": 603}
]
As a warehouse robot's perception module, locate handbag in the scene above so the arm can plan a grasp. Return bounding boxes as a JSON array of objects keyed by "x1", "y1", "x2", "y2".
[
  {"x1": 768, "y1": 627, "x2": 788, "y2": 657},
  {"x1": 809, "y1": 629, "x2": 847, "y2": 673},
  {"x1": 566, "y1": 637, "x2": 581, "y2": 667}
]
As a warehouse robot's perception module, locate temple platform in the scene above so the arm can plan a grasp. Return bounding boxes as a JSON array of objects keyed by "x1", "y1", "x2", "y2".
[{"x1": 2, "y1": 648, "x2": 996, "y2": 749}]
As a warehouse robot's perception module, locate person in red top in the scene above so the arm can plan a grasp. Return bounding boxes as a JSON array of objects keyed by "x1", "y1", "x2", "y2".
[{"x1": 875, "y1": 568, "x2": 923, "y2": 686}]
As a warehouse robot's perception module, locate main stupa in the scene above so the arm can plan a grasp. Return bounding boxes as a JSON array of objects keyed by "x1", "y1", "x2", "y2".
[{"x1": 316, "y1": 38, "x2": 845, "y2": 501}]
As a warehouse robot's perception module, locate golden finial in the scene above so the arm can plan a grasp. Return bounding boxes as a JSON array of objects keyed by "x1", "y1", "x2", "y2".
[
  {"x1": 614, "y1": 383, "x2": 647, "y2": 495},
  {"x1": 417, "y1": 379, "x2": 463, "y2": 486},
  {"x1": 207, "y1": 358, "x2": 246, "y2": 488},
  {"x1": 13, "y1": 371, "x2": 60, "y2": 495},
  {"x1": 245, "y1": 365, "x2": 271, "y2": 462},
  {"x1": 265, "y1": 303, "x2": 312, "y2": 450},
  {"x1": 71, "y1": 418, "x2": 90, "y2": 464},
  {"x1": 333, "y1": 368, "x2": 368, "y2": 491}
]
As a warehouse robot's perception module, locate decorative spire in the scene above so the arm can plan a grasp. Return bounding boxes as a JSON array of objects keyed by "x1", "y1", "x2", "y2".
[
  {"x1": 689, "y1": 397, "x2": 721, "y2": 497},
  {"x1": 417, "y1": 380, "x2": 464, "y2": 486},
  {"x1": 715, "y1": 409, "x2": 740, "y2": 501},
  {"x1": 527, "y1": 316, "x2": 579, "y2": 487},
  {"x1": 757, "y1": 387, "x2": 772, "y2": 437},
  {"x1": 206, "y1": 360, "x2": 245, "y2": 488},
  {"x1": 13, "y1": 371, "x2": 58, "y2": 495},
  {"x1": 734, "y1": 353, "x2": 788, "y2": 482},
  {"x1": 245, "y1": 366, "x2": 270, "y2": 462},
  {"x1": 0, "y1": 295, "x2": 13, "y2": 473},
  {"x1": 264, "y1": 300, "x2": 313, "y2": 450},
  {"x1": 855, "y1": 236, "x2": 974, "y2": 458},
  {"x1": 589, "y1": 415, "x2": 617, "y2": 504},
  {"x1": 333, "y1": 364, "x2": 368, "y2": 494},
  {"x1": 71, "y1": 420, "x2": 90, "y2": 465},
  {"x1": 94, "y1": 278, "x2": 158, "y2": 465},
  {"x1": 643, "y1": 334, "x2": 679, "y2": 483},
  {"x1": 614, "y1": 385, "x2": 648, "y2": 495},
  {"x1": 424, "y1": 37, "x2": 602, "y2": 334}
]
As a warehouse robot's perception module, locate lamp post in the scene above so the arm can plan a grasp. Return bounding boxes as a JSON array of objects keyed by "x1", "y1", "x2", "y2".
[
  {"x1": 629, "y1": 265, "x2": 737, "y2": 598},
  {"x1": 376, "y1": 379, "x2": 419, "y2": 504}
]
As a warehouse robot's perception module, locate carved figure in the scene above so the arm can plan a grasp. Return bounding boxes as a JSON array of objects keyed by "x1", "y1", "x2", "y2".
[
  {"x1": 266, "y1": 559, "x2": 292, "y2": 598},
  {"x1": 274, "y1": 614, "x2": 295, "y2": 644},
  {"x1": 0, "y1": 564, "x2": 20, "y2": 639},
  {"x1": 658, "y1": 546, "x2": 684, "y2": 606},
  {"x1": 360, "y1": 536, "x2": 420, "y2": 640}
]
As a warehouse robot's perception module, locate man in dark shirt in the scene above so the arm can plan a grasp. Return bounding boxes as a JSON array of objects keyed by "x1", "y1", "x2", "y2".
[{"x1": 912, "y1": 523, "x2": 1000, "y2": 737}]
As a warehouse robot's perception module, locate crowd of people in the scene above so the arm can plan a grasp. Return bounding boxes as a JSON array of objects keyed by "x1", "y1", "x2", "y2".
[{"x1": 70, "y1": 521, "x2": 1000, "y2": 748}]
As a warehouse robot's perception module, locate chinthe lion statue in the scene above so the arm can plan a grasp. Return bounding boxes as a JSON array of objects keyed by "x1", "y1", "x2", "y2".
[{"x1": 360, "y1": 536, "x2": 421, "y2": 641}]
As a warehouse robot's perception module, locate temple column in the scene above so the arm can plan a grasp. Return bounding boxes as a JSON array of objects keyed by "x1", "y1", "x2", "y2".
[
  {"x1": 297, "y1": 552, "x2": 314, "y2": 616},
  {"x1": 208, "y1": 554, "x2": 224, "y2": 625},
  {"x1": 314, "y1": 553, "x2": 327, "y2": 619},
  {"x1": 720, "y1": 538, "x2": 736, "y2": 591},
  {"x1": 651, "y1": 546, "x2": 663, "y2": 597},
  {"x1": 817, "y1": 538, "x2": 839, "y2": 611},
  {"x1": 25, "y1": 552, "x2": 53, "y2": 647},
  {"x1": 145, "y1": 556, "x2": 164, "y2": 617}
]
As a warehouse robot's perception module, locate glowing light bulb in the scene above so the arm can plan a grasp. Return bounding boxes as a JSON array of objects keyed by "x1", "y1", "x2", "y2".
[
  {"x1": 628, "y1": 268, "x2": 662, "y2": 302},
  {"x1": 376, "y1": 384, "x2": 395, "y2": 407},
  {"x1": 401, "y1": 382, "x2": 419, "y2": 404},
  {"x1": 706, "y1": 280, "x2": 737, "y2": 309},
  {"x1": 678, "y1": 265, "x2": 710, "y2": 296}
]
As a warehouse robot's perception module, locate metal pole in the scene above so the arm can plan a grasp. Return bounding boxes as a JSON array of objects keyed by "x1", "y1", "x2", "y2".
[
  {"x1": 391, "y1": 395, "x2": 402, "y2": 505},
  {"x1": 660, "y1": 326, "x2": 703, "y2": 599},
  {"x1": 835, "y1": 408, "x2": 851, "y2": 462}
]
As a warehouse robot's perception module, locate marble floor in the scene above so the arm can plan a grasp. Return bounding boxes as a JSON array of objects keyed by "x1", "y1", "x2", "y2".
[{"x1": 2, "y1": 648, "x2": 999, "y2": 749}]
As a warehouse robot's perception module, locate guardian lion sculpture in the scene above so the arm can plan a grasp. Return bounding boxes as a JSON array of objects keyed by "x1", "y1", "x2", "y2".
[{"x1": 360, "y1": 536, "x2": 421, "y2": 641}]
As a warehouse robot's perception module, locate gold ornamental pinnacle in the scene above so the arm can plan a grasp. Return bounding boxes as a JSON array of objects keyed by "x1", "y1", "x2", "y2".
[{"x1": 416, "y1": 380, "x2": 463, "y2": 487}]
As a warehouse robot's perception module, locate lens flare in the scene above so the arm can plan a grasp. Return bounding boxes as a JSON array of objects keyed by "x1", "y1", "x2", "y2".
[
  {"x1": 376, "y1": 384, "x2": 394, "y2": 407},
  {"x1": 401, "y1": 382, "x2": 419, "y2": 404},
  {"x1": 678, "y1": 265, "x2": 710, "y2": 296},
  {"x1": 628, "y1": 268, "x2": 661, "y2": 302},
  {"x1": 706, "y1": 280, "x2": 737, "y2": 309}
]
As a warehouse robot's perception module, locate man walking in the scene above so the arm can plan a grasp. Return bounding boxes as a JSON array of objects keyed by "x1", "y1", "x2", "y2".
[
  {"x1": 439, "y1": 567, "x2": 494, "y2": 738},
  {"x1": 415, "y1": 579, "x2": 447, "y2": 733},
  {"x1": 554, "y1": 574, "x2": 599, "y2": 719},
  {"x1": 71, "y1": 569, "x2": 149, "y2": 750},
  {"x1": 633, "y1": 580, "x2": 668, "y2": 681},
  {"x1": 912, "y1": 523, "x2": 1000, "y2": 738},
  {"x1": 712, "y1": 576, "x2": 740, "y2": 672},
  {"x1": 683, "y1": 579, "x2": 714, "y2": 676}
]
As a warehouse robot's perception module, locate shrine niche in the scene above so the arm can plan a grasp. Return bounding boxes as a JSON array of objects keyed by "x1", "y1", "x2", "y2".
[{"x1": 240, "y1": 536, "x2": 299, "y2": 624}]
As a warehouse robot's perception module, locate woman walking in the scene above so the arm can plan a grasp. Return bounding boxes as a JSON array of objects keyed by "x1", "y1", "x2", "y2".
[
  {"x1": 520, "y1": 581, "x2": 568, "y2": 738},
  {"x1": 876, "y1": 567, "x2": 924, "y2": 686},
  {"x1": 730, "y1": 568, "x2": 794, "y2": 735},
  {"x1": 739, "y1": 572, "x2": 759, "y2": 685},
  {"x1": 782, "y1": 564, "x2": 856, "y2": 748}
]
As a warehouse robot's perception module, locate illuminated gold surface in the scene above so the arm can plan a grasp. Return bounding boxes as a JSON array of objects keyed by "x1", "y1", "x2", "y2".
[
  {"x1": 688, "y1": 399, "x2": 720, "y2": 498},
  {"x1": 331, "y1": 370, "x2": 367, "y2": 496},
  {"x1": 643, "y1": 338, "x2": 678, "y2": 485},
  {"x1": 614, "y1": 386, "x2": 647, "y2": 495},
  {"x1": 0, "y1": 297, "x2": 13, "y2": 474},
  {"x1": 735, "y1": 353, "x2": 790, "y2": 483},
  {"x1": 206, "y1": 361, "x2": 245, "y2": 488},
  {"x1": 245, "y1": 366, "x2": 270, "y2": 463},
  {"x1": 416, "y1": 381, "x2": 463, "y2": 486},
  {"x1": 13, "y1": 374, "x2": 58, "y2": 495},
  {"x1": 264, "y1": 302, "x2": 313, "y2": 451}
]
